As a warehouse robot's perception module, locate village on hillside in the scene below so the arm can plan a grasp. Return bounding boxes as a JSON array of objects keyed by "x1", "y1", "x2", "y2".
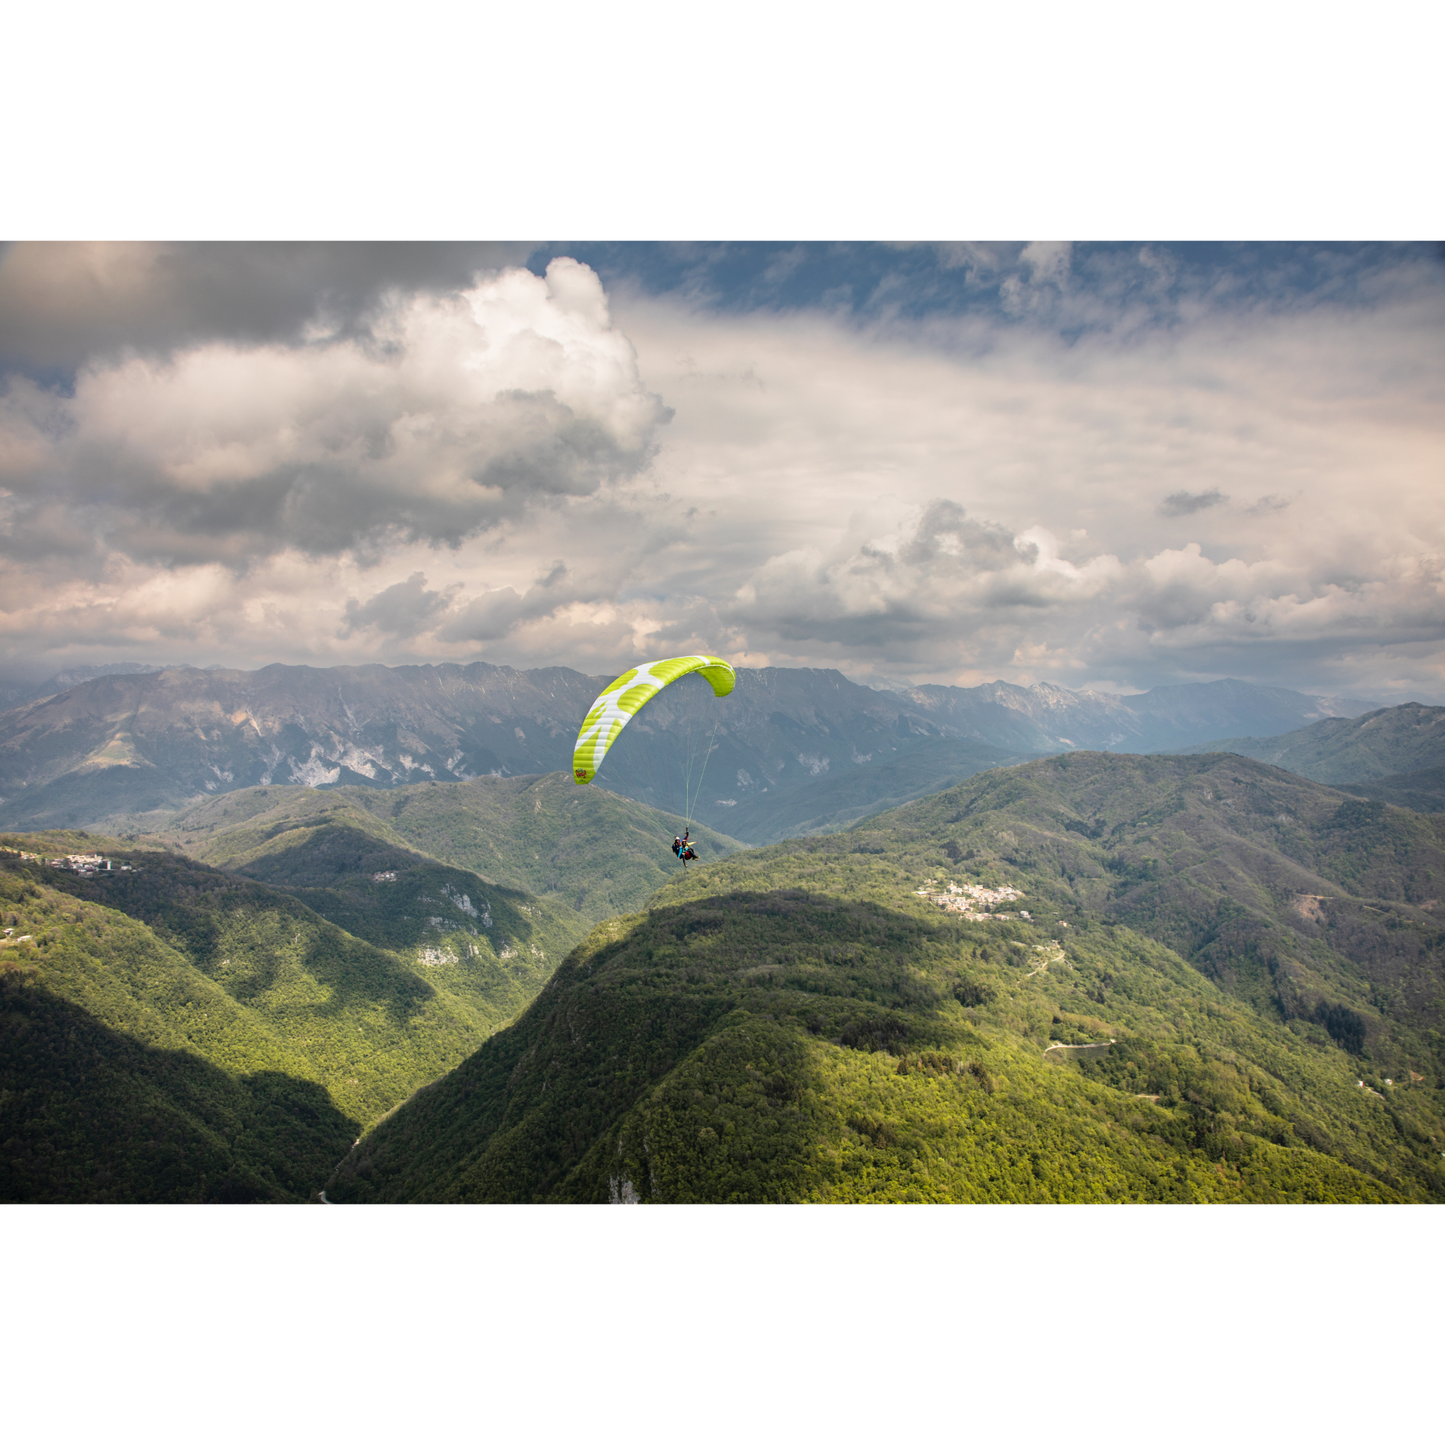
[
  {"x1": 7, "y1": 850, "x2": 136, "y2": 876},
  {"x1": 914, "y1": 878, "x2": 1029, "y2": 921}
]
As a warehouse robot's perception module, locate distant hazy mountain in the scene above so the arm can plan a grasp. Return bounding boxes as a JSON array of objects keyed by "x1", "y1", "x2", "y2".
[
  {"x1": 1174, "y1": 703, "x2": 1445, "y2": 786},
  {"x1": 0, "y1": 662, "x2": 167, "y2": 712},
  {"x1": 0, "y1": 661, "x2": 1382, "y2": 838},
  {"x1": 897, "y1": 677, "x2": 1380, "y2": 754},
  {"x1": 726, "y1": 736, "x2": 1034, "y2": 843}
]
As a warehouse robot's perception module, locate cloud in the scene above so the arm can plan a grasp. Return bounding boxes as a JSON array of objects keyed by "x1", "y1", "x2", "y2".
[
  {"x1": 0, "y1": 244, "x2": 1441, "y2": 703},
  {"x1": 0, "y1": 241, "x2": 532, "y2": 371},
  {"x1": 896, "y1": 499, "x2": 1021, "y2": 569},
  {"x1": 593, "y1": 269, "x2": 1445, "y2": 694},
  {"x1": 339, "y1": 572, "x2": 459, "y2": 639},
  {"x1": 0, "y1": 258, "x2": 670, "y2": 566},
  {"x1": 1159, "y1": 488, "x2": 1229, "y2": 516},
  {"x1": 1019, "y1": 241, "x2": 1072, "y2": 287},
  {"x1": 719, "y1": 505, "x2": 1123, "y2": 676},
  {"x1": 435, "y1": 561, "x2": 576, "y2": 644},
  {"x1": 878, "y1": 236, "x2": 1075, "y2": 319}
]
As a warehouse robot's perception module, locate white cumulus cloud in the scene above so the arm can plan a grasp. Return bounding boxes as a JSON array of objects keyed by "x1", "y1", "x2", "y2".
[{"x1": 0, "y1": 257, "x2": 669, "y2": 566}]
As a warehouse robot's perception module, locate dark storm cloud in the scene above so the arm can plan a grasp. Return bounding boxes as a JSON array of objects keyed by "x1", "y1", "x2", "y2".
[{"x1": 83, "y1": 396, "x2": 648, "y2": 565}]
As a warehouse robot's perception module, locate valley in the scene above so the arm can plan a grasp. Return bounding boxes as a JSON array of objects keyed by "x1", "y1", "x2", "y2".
[
  {"x1": 0, "y1": 773, "x2": 748, "y2": 1202},
  {"x1": 0, "y1": 830, "x2": 579, "y2": 1200}
]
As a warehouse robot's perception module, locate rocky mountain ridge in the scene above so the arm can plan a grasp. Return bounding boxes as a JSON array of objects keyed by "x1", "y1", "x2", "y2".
[{"x1": 0, "y1": 661, "x2": 1382, "y2": 836}]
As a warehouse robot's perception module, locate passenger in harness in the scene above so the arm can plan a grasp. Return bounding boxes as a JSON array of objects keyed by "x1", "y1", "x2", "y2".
[{"x1": 672, "y1": 830, "x2": 698, "y2": 865}]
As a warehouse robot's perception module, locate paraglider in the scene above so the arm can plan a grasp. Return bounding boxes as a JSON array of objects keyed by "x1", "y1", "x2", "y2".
[
  {"x1": 572, "y1": 653, "x2": 735, "y2": 865},
  {"x1": 572, "y1": 654, "x2": 735, "y2": 785}
]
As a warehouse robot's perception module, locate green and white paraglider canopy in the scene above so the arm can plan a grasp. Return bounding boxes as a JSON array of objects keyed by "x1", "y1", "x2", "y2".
[{"x1": 572, "y1": 654, "x2": 735, "y2": 786}]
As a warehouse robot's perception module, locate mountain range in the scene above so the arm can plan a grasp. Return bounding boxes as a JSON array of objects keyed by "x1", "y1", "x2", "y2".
[
  {"x1": 7, "y1": 657, "x2": 1445, "y2": 1204},
  {"x1": 0, "y1": 663, "x2": 168, "y2": 713},
  {"x1": 0, "y1": 661, "x2": 1380, "y2": 839}
]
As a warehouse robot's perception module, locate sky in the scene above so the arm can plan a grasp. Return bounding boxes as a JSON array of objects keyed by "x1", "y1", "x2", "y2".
[{"x1": 0, "y1": 240, "x2": 1441, "y2": 700}]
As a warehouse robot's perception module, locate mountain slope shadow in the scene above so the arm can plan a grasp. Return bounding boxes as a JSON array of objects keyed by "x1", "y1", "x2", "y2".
[{"x1": 0, "y1": 977, "x2": 355, "y2": 1202}]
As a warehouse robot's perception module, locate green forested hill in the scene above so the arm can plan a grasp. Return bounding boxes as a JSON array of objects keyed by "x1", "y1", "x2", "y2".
[
  {"x1": 1175, "y1": 702, "x2": 1445, "y2": 786},
  {"x1": 882, "y1": 751, "x2": 1445, "y2": 1053},
  {"x1": 132, "y1": 772, "x2": 744, "y2": 926},
  {"x1": 1, "y1": 861, "x2": 353, "y2": 1201},
  {"x1": 14, "y1": 749, "x2": 1443, "y2": 1203},
  {"x1": 325, "y1": 753, "x2": 1445, "y2": 1204},
  {"x1": 0, "y1": 831, "x2": 581, "y2": 1201},
  {"x1": 1, "y1": 771, "x2": 745, "y2": 1202}
]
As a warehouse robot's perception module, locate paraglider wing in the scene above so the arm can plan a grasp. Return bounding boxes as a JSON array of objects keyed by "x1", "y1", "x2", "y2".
[{"x1": 571, "y1": 654, "x2": 735, "y2": 785}]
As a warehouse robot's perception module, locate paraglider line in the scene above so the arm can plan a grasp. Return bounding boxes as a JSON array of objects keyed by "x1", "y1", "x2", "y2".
[{"x1": 683, "y1": 713, "x2": 721, "y2": 833}]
